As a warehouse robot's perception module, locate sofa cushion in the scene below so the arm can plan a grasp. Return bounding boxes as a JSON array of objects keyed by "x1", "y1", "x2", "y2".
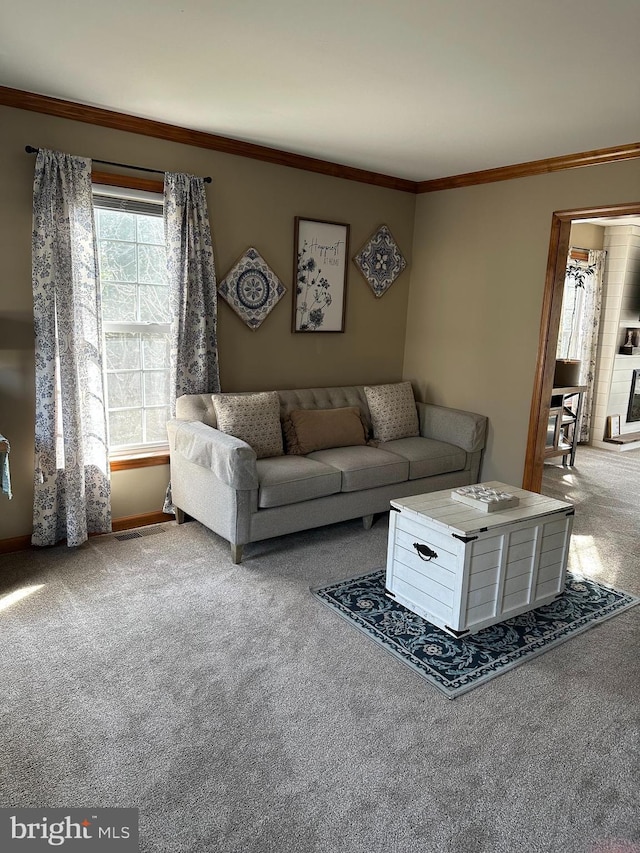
[
  {"x1": 283, "y1": 406, "x2": 368, "y2": 455},
  {"x1": 212, "y1": 391, "x2": 283, "y2": 459},
  {"x1": 378, "y1": 436, "x2": 466, "y2": 480},
  {"x1": 364, "y1": 381, "x2": 419, "y2": 442},
  {"x1": 307, "y1": 446, "x2": 408, "y2": 492},
  {"x1": 256, "y1": 456, "x2": 342, "y2": 508}
]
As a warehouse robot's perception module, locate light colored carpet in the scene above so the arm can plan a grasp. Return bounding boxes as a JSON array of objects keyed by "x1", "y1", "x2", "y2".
[{"x1": 0, "y1": 448, "x2": 638, "y2": 853}]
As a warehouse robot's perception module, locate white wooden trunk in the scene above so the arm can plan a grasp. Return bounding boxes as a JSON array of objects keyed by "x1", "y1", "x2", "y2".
[{"x1": 385, "y1": 482, "x2": 574, "y2": 636}]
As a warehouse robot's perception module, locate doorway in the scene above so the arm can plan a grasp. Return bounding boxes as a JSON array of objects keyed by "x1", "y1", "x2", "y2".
[{"x1": 523, "y1": 201, "x2": 640, "y2": 493}]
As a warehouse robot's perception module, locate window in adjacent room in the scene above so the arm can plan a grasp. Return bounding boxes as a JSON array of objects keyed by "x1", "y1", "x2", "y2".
[{"x1": 93, "y1": 185, "x2": 170, "y2": 457}]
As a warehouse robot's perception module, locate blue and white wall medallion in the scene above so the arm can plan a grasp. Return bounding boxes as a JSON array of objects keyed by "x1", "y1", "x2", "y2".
[
  {"x1": 218, "y1": 247, "x2": 286, "y2": 329},
  {"x1": 353, "y1": 224, "x2": 407, "y2": 298}
]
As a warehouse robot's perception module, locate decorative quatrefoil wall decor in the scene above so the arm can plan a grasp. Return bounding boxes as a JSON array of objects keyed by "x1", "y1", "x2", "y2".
[
  {"x1": 218, "y1": 247, "x2": 286, "y2": 329},
  {"x1": 353, "y1": 224, "x2": 407, "y2": 298}
]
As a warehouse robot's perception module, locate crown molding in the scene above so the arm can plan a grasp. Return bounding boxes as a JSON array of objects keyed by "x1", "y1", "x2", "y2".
[
  {"x1": 417, "y1": 142, "x2": 640, "y2": 193},
  {"x1": 0, "y1": 86, "x2": 418, "y2": 194},
  {"x1": 4, "y1": 86, "x2": 640, "y2": 194}
]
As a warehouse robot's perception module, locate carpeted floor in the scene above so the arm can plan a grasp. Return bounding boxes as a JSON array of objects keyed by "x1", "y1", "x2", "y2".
[{"x1": 0, "y1": 446, "x2": 638, "y2": 853}]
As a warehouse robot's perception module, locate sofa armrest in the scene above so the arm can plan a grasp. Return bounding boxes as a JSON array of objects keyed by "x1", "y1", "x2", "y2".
[
  {"x1": 167, "y1": 420, "x2": 259, "y2": 490},
  {"x1": 416, "y1": 402, "x2": 487, "y2": 454}
]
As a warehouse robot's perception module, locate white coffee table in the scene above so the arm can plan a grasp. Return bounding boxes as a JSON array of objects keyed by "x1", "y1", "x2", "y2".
[{"x1": 385, "y1": 481, "x2": 574, "y2": 637}]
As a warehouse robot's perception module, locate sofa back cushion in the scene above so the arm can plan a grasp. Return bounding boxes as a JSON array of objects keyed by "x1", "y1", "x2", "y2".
[
  {"x1": 212, "y1": 391, "x2": 283, "y2": 458},
  {"x1": 277, "y1": 386, "x2": 372, "y2": 432},
  {"x1": 284, "y1": 406, "x2": 368, "y2": 455},
  {"x1": 176, "y1": 393, "x2": 217, "y2": 427},
  {"x1": 364, "y1": 381, "x2": 420, "y2": 442}
]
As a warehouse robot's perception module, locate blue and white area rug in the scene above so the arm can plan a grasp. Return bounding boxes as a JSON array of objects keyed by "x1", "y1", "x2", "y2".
[{"x1": 311, "y1": 570, "x2": 639, "y2": 699}]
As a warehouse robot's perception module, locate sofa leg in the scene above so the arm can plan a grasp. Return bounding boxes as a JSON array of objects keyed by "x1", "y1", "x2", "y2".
[
  {"x1": 175, "y1": 507, "x2": 186, "y2": 524},
  {"x1": 362, "y1": 514, "x2": 374, "y2": 531},
  {"x1": 231, "y1": 544, "x2": 244, "y2": 564}
]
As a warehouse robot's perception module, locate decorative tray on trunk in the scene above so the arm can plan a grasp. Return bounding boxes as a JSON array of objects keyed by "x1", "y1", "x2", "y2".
[{"x1": 451, "y1": 485, "x2": 520, "y2": 513}]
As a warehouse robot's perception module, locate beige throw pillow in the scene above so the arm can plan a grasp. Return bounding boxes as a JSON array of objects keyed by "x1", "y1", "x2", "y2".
[
  {"x1": 364, "y1": 381, "x2": 419, "y2": 442},
  {"x1": 212, "y1": 391, "x2": 283, "y2": 458},
  {"x1": 284, "y1": 406, "x2": 368, "y2": 455}
]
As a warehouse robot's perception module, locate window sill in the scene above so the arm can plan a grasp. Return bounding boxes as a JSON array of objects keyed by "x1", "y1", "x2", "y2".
[{"x1": 110, "y1": 450, "x2": 170, "y2": 472}]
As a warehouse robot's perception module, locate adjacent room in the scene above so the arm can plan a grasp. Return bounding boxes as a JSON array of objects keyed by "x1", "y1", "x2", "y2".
[{"x1": 1, "y1": 2, "x2": 639, "y2": 852}]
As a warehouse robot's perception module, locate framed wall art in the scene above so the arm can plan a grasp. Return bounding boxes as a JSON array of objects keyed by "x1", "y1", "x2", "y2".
[
  {"x1": 218, "y1": 247, "x2": 286, "y2": 329},
  {"x1": 292, "y1": 217, "x2": 350, "y2": 332},
  {"x1": 627, "y1": 369, "x2": 640, "y2": 422},
  {"x1": 606, "y1": 414, "x2": 621, "y2": 438},
  {"x1": 353, "y1": 224, "x2": 407, "y2": 298}
]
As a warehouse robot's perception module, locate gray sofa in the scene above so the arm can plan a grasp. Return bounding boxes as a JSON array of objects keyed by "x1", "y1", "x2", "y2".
[{"x1": 166, "y1": 385, "x2": 487, "y2": 563}]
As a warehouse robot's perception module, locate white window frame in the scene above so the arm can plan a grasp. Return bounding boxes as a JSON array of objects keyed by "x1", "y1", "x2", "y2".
[{"x1": 93, "y1": 184, "x2": 171, "y2": 459}]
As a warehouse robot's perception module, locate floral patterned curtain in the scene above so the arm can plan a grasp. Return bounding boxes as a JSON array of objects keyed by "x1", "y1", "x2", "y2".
[
  {"x1": 556, "y1": 249, "x2": 606, "y2": 443},
  {"x1": 31, "y1": 149, "x2": 111, "y2": 546},
  {"x1": 164, "y1": 173, "x2": 220, "y2": 413},
  {"x1": 163, "y1": 173, "x2": 219, "y2": 513}
]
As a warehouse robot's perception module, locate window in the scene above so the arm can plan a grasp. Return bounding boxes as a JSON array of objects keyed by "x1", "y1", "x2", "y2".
[{"x1": 93, "y1": 186, "x2": 170, "y2": 456}]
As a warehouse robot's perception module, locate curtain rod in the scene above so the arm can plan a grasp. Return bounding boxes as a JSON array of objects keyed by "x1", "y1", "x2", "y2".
[
  {"x1": 24, "y1": 146, "x2": 212, "y2": 183},
  {"x1": 569, "y1": 245, "x2": 591, "y2": 259}
]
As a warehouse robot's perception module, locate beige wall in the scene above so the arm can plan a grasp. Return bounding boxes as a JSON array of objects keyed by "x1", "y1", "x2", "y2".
[
  {"x1": 403, "y1": 160, "x2": 640, "y2": 486},
  {"x1": 569, "y1": 222, "x2": 605, "y2": 250},
  {"x1": 0, "y1": 105, "x2": 415, "y2": 540},
  {"x1": 4, "y1": 100, "x2": 640, "y2": 542}
]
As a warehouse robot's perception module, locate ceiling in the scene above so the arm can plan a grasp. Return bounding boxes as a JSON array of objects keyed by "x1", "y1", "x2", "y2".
[
  {"x1": 581, "y1": 216, "x2": 640, "y2": 227},
  {"x1": 2, "y1": 0, "x2": 640, "y2": 182}
]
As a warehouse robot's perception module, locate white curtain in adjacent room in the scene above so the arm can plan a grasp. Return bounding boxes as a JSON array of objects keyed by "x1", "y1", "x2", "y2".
[
  {"x1": 577, "y1": 249, "x2": 606, "y2": 442},
  {"x1": 31, "y1": 149, "x2": 111, "y2": 546},
  {"x1": 557, "y1": 248, "x2": 606, "y2": 443}
]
